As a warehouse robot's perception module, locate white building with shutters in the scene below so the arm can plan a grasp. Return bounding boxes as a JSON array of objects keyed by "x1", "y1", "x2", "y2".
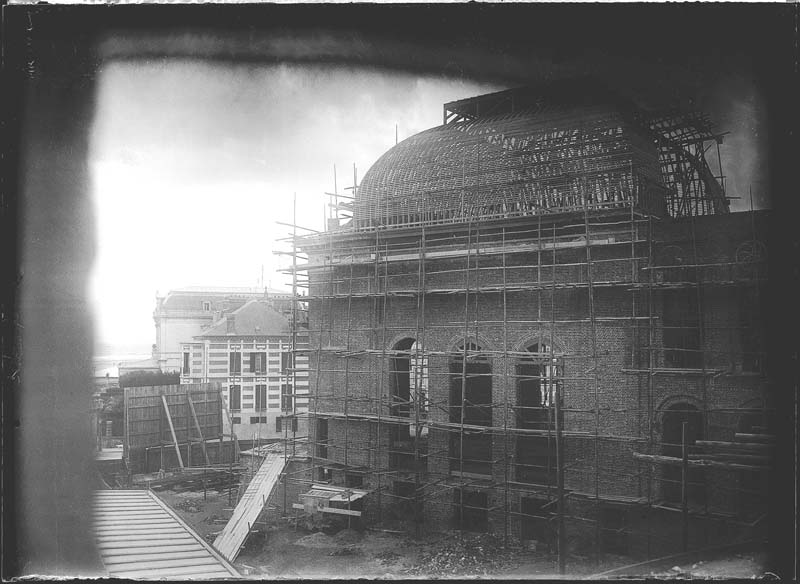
[
  {"x1": 153, "y1": 286, "x2": 294, "y2": 373},
  {"x1": 179, "y1": 298, "x2": 308, "y2": 441}
]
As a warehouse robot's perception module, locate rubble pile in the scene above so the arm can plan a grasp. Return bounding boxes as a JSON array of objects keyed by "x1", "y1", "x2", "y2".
[
  {"x1": 174, "y1": 498, "x2": 204, "y2": 513},
  {"x1": 403, "y1": 531, "x2": 520, "y2": 577}
]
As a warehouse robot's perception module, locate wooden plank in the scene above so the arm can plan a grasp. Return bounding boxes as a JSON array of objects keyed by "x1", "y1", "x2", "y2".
[
  {"x1": 94, "y1": 520, "x2": 182, "y2": 529},
  {"x1": 103, "y1": 550, "x2": 213, "y2": 565},
  {"x1": 94, "y1": 495, "x2": 152, "y2": 499},
  {"x1": 93, "y1": 510, "x2": 160, "y2": 516},
  {"x1": 93, "y1": 498, "x2": 158, "y2": 504},
  {"x1": 97, "y1": 538, "x2": 199, "y2": 549},
  {"x1": 93, "y1": 502, "x2": 154, "y2": 506},
  {"x1": 291, "y1": 504, "x2": 361, "y2": 517},
  {"x1": 94, "y1": 519, "x2": 182, "y2": 529},
  {"x1": 95, "y1": 527, "x2": 188, "y2": 536},
  {"x1": 734, "y1": 432, "x2": 775, "y2": 443},
  {"x1": 695, "y1": 440, "x2": 773, "y2": 453},
  {"x1": 94, "y1": 519, "x2": 178, "y2": 527},
  {"x1": 93, "y1": 511, "x2": 165, "y2": 517},
  {"x1": 94, "y1": 518, "x2": 177, "y2": 526},
  {"x1": 93, "y1": 504, "x2": 154, "y2": 510},
  {"x1": 98, "y1": 544, "x2": 205, "y2": 556},
  {"x1": 162, "y1": 393, "x2": 185, "y2": 468},
  {"x1": 688, "y1": 452, "x2": 770, "y2": 464},
  {"x1": 103, "y1": 556, "x2": 223, "y2": 572},
  {"x1": 97, "y1": 536, "x2": 198, "y2": 546},
  {"x1": 187, "y1": 394, "x2": 212, "y2": 466},
  {"x1": 633, "y1": 452, "x2": 770, "y2": 472},
  {"x1": 213, "y1": 452, "x2": 286, "y2": 561},
  {"x1": 94, "y1": 523, "x2": 187, "y2": 532}
]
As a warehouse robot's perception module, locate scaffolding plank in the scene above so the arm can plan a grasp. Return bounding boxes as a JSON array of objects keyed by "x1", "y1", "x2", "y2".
[{"x1": 213, "y1": 451, "x2": 288, "y2": 561}]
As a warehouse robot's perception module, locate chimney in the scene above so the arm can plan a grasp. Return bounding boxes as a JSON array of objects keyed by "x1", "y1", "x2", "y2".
[{"x1": 227, "y1": 314, "x2": 236, "y2": 334}]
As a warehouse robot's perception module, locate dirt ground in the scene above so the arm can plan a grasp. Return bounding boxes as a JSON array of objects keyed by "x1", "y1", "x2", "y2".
[
  {"x1": 640, "y1": 551, "x2": 770, "y2": 580},
  {"x1": 154, "y1": 488, "x2": 770, "y2": 579}
]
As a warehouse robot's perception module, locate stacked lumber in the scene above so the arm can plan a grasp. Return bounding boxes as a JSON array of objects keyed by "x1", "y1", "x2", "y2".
[{"x1": 143, "y1": 466, "x2": 246, "y2": 492}]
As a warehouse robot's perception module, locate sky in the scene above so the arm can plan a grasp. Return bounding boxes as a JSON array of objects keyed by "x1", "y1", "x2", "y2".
[
  {"x1": 88, "y1": 61, "x2": 500, "y2": 352},
  {"x1": 88, "y1": 58, "x2": 768, "y2": 355}
]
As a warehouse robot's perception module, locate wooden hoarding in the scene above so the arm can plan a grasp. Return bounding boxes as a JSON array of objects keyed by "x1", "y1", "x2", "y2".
[{"x1": 123, "y1": 383, "x2": 224, "y2": 472}]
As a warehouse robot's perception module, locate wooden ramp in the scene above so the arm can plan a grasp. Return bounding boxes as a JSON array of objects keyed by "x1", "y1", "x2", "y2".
[
  {"x1": 94, "y1": 490, "x2": 240, "y2": 580},
  {"x1": 213, "y1": 452, "x2": 287, "y2": 562}
]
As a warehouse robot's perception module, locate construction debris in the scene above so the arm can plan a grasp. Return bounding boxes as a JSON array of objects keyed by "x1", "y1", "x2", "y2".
[{"x1": 402, "y1": 532, "x2": 521, "y2": 577}]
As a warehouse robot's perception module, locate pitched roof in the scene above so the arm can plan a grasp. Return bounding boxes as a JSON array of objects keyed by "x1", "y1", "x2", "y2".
[
  {"x1": 158, "y1": 287, "x2": 289, "y2": 312},
  {"x1": 196, "y1": 299, "x2": 289, "y2": 338}
]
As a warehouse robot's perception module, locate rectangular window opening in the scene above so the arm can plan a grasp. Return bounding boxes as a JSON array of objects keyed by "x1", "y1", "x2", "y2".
[
  {"x1": 229, "y1": 351, "x2": 242, "y2": 375},
  {"x1": 281, "y1": 382, "x2": 293, "y2": 412},
  {"x1": 250, "y1": 351, "x2": 267, "y2": 374},
  {"x1": 255, "y1": 384, "x2": 267, "y2": 411},
  {"x1": 281, "y1": 351, "x2": 294, "y2": 373},
  {"x1": 229, "y1": 385, "x2": 241, "y2": 412}
]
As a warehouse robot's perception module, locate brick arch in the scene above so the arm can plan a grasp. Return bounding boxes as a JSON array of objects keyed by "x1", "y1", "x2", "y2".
[
  {"x1": 444, "y1": 333, "x2": 495, "y2": 356},
  {"x1": 657, "y1": 397, "x2": 706, "y2": 505},
  {"x1": 512, "y1": 331, "x2": 567, "y2": 355},
  {"x1": 387, "y1": 333, "x2": 419, "y2": 352},
  {"x1": 653, "y1": 394, "x2": 704, "y2": 434}
]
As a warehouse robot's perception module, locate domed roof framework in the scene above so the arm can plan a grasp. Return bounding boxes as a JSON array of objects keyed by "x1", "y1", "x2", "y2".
[{"x1": 353, "y1": 85, "x2": 728, "y2": 229}]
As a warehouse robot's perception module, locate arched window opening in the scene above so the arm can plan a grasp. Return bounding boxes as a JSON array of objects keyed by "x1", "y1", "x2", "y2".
[
  {"x1": 517, "y1": 342, "x2": 560, "y2": 425},
  {"x1": 449, "y1": 341, "x2": 492, "y2": 475},
  {"x1": 389, "y1": 338, "x2": 428, "y2": 470},
  {"x1": 661, "y1": 403, "x2": 705, "y2": 505},
  {"x1": 516, "y1": 342, "x2": 562, "y2": 485},
  {"x1": 410, "y1": 341, "x2": 429, "y2": 428},
  {"x1": 390, "y1": 338, "x2": 415, "y2": 419}
]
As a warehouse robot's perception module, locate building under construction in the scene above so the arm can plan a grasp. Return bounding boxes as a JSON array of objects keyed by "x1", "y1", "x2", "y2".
[{"x1": 284, "y1": 84, "x2": 771, "y2": 562}]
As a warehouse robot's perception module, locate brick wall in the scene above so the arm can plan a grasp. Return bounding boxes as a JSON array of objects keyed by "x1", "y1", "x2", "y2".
[{"x1": 300, "y1": 210, "x2": 770, "y2": 540}]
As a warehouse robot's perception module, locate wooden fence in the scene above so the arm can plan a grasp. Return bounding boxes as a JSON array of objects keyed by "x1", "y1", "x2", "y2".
[{"x1": 123, "y1": 383, "x2": 228, "y2": 473}]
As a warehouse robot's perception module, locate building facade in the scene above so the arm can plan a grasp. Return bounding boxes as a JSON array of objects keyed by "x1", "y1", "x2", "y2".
[
  {"x1": 180, "y1": 299, "x2": 310, "y2": 441},
  {"x1": 153, "y1": 286, "x2": 293, "y2": 372},
  {"x1": 294, "y1": 86, "x2": 771, "y2": 557}
]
